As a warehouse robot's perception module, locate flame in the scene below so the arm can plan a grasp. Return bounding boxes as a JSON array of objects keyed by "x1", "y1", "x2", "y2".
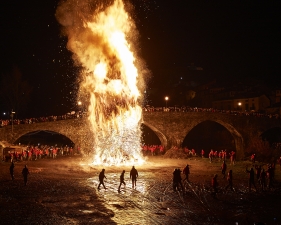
[{"x1": 56, "y1": 0, "x2": 146, "y2": 166}]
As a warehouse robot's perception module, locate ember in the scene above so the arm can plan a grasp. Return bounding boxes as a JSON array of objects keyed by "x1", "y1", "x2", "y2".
[{"x1": 56, "y1": 0, "x2": 147, "y2": 166}]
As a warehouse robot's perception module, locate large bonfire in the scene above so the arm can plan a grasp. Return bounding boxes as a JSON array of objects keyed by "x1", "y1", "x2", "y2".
[{"x1": 56, "y1": 0, "x2": 148, "y2": 165}]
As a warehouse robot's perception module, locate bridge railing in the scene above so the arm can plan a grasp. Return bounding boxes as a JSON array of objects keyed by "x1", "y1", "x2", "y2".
[
  {"x1": 1, "y1": 106, "x2": 279, "y2": 128},
  {"x1": 143, "y1": 106, "x2": 280, "y2": 119},
  {"x1": 0, "y1": 111, "x2": 87, "y2": 127}
]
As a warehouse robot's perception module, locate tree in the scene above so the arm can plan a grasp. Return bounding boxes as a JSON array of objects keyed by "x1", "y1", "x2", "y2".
[{"x1": 0, "y1": 66, "x2": 32, "y2": 117}]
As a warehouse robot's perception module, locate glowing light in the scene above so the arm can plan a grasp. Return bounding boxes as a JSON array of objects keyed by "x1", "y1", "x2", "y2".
[
  {"x1": 56, "y1": 0, "x2": 146, "y2": 166},
  {"x1": 165, "y1": 96, "x2": 169, "y2": 109}
]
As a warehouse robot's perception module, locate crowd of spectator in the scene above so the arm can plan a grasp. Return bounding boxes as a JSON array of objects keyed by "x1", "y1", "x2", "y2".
[
  {"x1": 0, "y1": 111, "x2": 86, "y2": 127},
  {"x1": 143, "y1": 106, "x2": 280, "y2": 119},
  {"x1": 5, "y1": 144, "x2": 78, "y2": 162},
  {"x1": 141, "y1": 145, "x2": 238, "y2": 165},
  {"x1": 142, "y1": 145, "x2": 165, "y2": 156}
]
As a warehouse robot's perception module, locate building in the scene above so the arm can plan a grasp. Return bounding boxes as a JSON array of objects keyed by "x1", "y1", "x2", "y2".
[{"x1": 212, "y1": 94, "x2": 270, "y2": 112}]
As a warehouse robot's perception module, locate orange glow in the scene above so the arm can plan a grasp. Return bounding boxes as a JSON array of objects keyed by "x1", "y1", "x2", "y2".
[{"x1": 57, "y1": 0, "x2": 146, "y2": 166}]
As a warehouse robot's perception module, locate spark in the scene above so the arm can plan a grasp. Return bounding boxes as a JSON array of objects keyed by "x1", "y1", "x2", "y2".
[{"x1": 56, "y1": 0, "x2": 147, "y2": 166}]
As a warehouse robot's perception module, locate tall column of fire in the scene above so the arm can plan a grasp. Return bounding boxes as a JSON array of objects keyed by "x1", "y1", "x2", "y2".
[{"x1": 56, "y1": 0, "x2": 147, "y2": 165}]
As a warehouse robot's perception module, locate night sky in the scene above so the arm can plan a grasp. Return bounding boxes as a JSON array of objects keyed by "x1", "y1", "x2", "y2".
[{"x1": 1, "y1": 0, "x2": 280, "y2": 118}]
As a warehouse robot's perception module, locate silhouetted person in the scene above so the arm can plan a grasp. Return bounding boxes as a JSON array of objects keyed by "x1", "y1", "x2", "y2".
[
  {"x1": 221, "y1": 160, "x2": 227, "y2": 178},
  {"x1": 98, "y1": 169, "x2": 107, "y2": 190},
  {"x1": 225, "y1": 170, "x2": 233, "y2": 191},
  {"x1": 130, "y1": 166, "x2": 138, "y2": 188},
  {"x1": 246, "y1": 167, "x2": 257, "y2": 192},
  {"x1": 10, "y1": 161, "x2": 15, "y2": 180},
  {"x1": 173, "y1": 168, "x2": 184, "y2": 192},
  {"x1": 118, "y1": 170, "x2": 126, "y2": 192},
  {"x1": 260, "y1": 169, "x2": 266, "y2": 191},
  {"x1": 172, "y1": 169, "x2": 178, "y2": 191},
  {"x1": 211, "y1": 174, "x2": 218, "y2": 198},
  {"x1": 22, "y1": 165, "x2": 29, "y2": 186},
  {"x1": 255, "y1": 165, "x2": 262, "y2": 181},
  {"x1": 182, "y1": 164, "x2": 190, "y2": 182},
  {"x1": 267, "y1": 164, "x2": 274, "y2": 189}
]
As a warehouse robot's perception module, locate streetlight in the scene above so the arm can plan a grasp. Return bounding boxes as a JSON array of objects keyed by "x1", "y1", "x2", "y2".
[
  {"x1": 165, "y1": 96, "x2": 169, "y2": 110},
  {"x1": 11, "y1": 110, "x2": 15, "y2": 133},
  {"x1": 77, "y1": 101, "x2": 83, "y2": 118},
  {"x1": 238, "y1": 102, "x2": 242, "y2": 111}
]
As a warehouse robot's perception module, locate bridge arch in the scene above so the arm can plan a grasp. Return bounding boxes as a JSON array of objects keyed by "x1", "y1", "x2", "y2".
[
  {"x1": 14, "y1": 130, "x2": 75, "y2": 147},
  {"x1": 182, "y1": 118, "x2": 244, "y2": 159},
  {"x1": 11, "y1": 128, "x2": 76, "y2": 146},
  {"x1": 0, "y1": 119, "x2": 87, "y2": 149},
  {"x1": 142, "y1": 122, "x2": 168, "y2": 148}
]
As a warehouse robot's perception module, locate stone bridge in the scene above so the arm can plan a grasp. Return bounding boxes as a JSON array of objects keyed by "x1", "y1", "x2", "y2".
[{"x1": 1, "y1": 112, "x2": 280, "y2": 160}]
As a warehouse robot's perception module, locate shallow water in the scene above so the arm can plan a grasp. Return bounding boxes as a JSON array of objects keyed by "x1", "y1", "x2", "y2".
[{"x1": 0, "y1": 156, "x2": 280, "y2": 225}]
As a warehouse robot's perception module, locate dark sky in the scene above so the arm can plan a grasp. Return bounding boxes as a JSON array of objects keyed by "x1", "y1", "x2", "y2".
[{"x1": 1, "y1": 0, "x2": 280, "y2": 118}]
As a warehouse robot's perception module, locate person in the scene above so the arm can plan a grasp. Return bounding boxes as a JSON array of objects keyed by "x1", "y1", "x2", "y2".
[
  {"x1": 246, "y1": 167, "x2": 257, "y2": 192},
  {"x1": 98, "y1": 169, "x2": 107, "y2": 190},
  {"x1": 22, "y1": 165, "x2": 29, "y2": 186},
  {"x1": 221, "y1": 160, "x2": 227, "y2": 178},
  {"x1": 213, "y1": 150, "x2": 218, "y2": 159},
  {"x1": 229, "y1": 151, "x2": 236, "y2": 165},
  {"x1": 251, "y1": 154, "x2": 256, "y2": 164},
  {"x1": 130, "y1": 166, "x2": 138, "y2": 188},
  {"x1": 118, "y1": 170, "x2": 126, "y2": 192},
  {"x1": 225, "y1": 170, "x2": 233, "y2": 191},
  {"x1": 10, "y1": 161, "x2": 15, "y2": 180},
  {"x1": 172, "y1": 169, "x2": 178, "y2": 191},
  {"x1": 201, "y1": 149, "x2": 205, "y2": 158},
  {"x1": 209, "y1": 150, "x2": 213, "y2": 163},
  {"x1": 260, "y1": 169, "x2": 266, "y2": 191},
  {"x1": 211, "y1": 174, "x2": 218, "y2": 198},
  {"x1": 218, "y1": 150, "x2": 222, "y2": 161},
  {"x1": 173, "y1": 168, "x2": 184, "y2": 192},
  {"x1": 223, "y1": 150, "x2": 227, "y2": 161},
  {"x1": 191, "y1": 149, "x2": 196, "y2": 156},
  {"x1": 255, "y1": 165, "x2": 262, "y2": 181},
  {"x1": 266, "y1": 164, "x2": 274, "y2": 189},
  {"x1": 182, "y1": 164, "x2": 190, "y2": 182}
]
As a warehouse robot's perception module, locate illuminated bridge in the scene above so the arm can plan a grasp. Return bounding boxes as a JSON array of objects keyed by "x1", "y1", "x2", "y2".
[{"x1": 1, "y1": 111, "x2": 280, "y2": 160}]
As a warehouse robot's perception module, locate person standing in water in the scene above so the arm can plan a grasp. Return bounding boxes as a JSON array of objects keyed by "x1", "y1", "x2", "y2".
[
  {"x1": 118, "y1": 170, "x2": 126, "y2": 192},
  {"x1": 130, "y1": 166, "x2": 138, "y2": 188},
  {"x1": 98, "y1": 169, "x2": 107, "y2": 190},
  {"x1": 10, "y1": 161, "x2": 15, "y2": 180},
  {"x1": 22, "y1": 165, "x2": 30, "y2": 186}
]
